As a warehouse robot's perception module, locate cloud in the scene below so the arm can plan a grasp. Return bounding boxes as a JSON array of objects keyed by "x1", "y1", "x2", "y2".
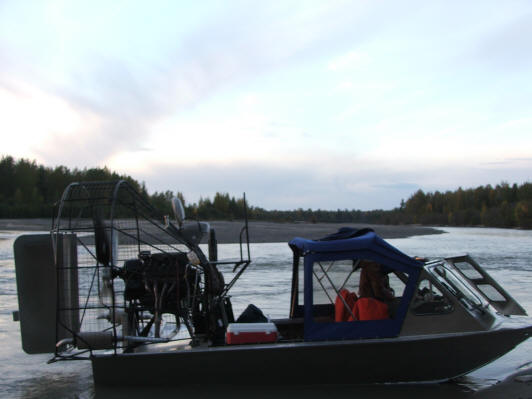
[
  {"x1": 2, "y1": 1, "x2": 472, "y2": 168},
  {"x1": 507, "y1": 157, "x2": 532, "y2": 162},
  {"x1": 469, "y1": 12, "x2": 532, "y2": 72},
  {"x1": 328, "y1": 51, "x2": 371, "y2": 71},
  {"x1": 1, "y1": 1, "x2": 531, "y2": 211},
  {"x1": 480, "y1": 161, "x2": 509, "y2": 166},
  {"x1": 132, "y1": 154, "x2": 532, "y2": 211},
  {"x1": 371, "y1": 183, "x2": 420, "y2": 191},
  {"x1": 479, "y1": 157, "x2": 532, "y2": 167},
  {"x1": 4, "y1": 3, "x2": 377, "y2": 166}
]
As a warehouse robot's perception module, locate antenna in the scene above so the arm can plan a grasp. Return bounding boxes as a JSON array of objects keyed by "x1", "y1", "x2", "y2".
[{"x1": 243, "y1": 193, "x2": 250, "y2": 262}]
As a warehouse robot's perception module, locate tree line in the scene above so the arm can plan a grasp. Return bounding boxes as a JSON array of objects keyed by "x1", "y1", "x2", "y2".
[
  {"x1": 0, "y1": 156, "x2": 145, "y2": 218},
  {"x1": 1, "y1": 155, "x2": 531, "y2": 229},
  {"x1": 187, "y1": 183, "x2": 531, "y2": 229},
  {"x1": 397, "y1": 183, "x2": 532, "y2": 229}
]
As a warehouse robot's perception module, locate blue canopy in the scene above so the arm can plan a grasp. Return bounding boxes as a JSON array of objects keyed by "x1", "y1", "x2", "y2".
[
  {"x1": 289, "y1": 230, "x2": 422, "y2": 341},
  {"x1": 289, "y1": 231, "x2": 422, "y2": 273}
]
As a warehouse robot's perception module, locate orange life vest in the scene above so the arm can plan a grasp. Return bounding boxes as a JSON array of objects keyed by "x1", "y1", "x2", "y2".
[
  {"x1": 334, "y1": 289, "x2": 358, "y2": 322},
  {"x1": 348, "y1": 297, "x2": 389, "y2": 321}
]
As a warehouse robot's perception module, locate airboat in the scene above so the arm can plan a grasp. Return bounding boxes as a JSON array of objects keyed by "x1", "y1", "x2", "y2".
[{"x1": 12, "y1": 181, "x2": 532, "y2": 386}]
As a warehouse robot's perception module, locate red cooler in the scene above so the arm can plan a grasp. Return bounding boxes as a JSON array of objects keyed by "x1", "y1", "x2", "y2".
[{"x1": 226, "y1": 322, "x2": 278, "y2": 345}]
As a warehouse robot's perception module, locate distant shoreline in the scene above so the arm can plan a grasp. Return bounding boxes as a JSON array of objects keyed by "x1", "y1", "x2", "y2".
[
  {"x1": 0, "y1": 218, "x2": 444, "y2": 243},
  {"x1": 209, "y1": 220, "x2": 444, "y2": 243}
]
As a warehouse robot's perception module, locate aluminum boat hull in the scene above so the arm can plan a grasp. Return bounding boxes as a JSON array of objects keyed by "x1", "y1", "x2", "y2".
[{"x1": 91, "y1": 324, "x2": 531, "y2": 386}]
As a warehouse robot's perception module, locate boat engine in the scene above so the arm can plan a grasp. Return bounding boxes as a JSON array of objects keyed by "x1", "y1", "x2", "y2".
[{"x1": 120, "y1": 251, "x2": 202, "y2": 337}]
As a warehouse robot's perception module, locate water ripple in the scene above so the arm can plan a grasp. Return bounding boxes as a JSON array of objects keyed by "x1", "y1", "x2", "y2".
[{"x1": 0, "y1": 227, "x2": 531, "y2": 397}]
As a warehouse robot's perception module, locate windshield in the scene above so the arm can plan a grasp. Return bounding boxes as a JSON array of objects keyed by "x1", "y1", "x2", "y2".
[{"x1": 429, "y1": 263, "x2": 486, "y2": 311}]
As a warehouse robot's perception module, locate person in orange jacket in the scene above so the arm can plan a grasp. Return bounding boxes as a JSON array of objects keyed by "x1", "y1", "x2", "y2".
[
  {"x1": 350, "y1": 261, "x2": 394, "y2": 321},
  {"x1": 358, "y1": 260, "x2": 395, "y2": 302}
]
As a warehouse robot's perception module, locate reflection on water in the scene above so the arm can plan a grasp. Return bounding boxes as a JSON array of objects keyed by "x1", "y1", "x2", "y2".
[
  {"x1": 12, "y1": 370, "x2": 93, "y2": 399},
  {"x1": 94, "y1": 381, "x2": 478, "y2": 399},
  {"x1": 1, "y1": 227, "x2": 531, "y2": 398}
]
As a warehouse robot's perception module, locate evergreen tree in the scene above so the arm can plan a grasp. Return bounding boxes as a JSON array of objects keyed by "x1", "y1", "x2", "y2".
[{"x1": 1, "y1": 155, "x2": 531, "y2": 229}]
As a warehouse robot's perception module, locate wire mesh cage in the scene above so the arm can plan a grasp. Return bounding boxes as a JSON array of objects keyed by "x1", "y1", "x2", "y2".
[{"x1": 52, "y1": 180, "x2": 198, "y2": 357}]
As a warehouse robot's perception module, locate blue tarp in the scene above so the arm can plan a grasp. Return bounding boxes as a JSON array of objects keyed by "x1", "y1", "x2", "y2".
[{"x1": 289, "y1": 230, "x2": 422, "y2": 341}]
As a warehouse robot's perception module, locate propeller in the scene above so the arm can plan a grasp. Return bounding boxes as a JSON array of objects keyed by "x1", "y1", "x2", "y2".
[
  {"x1": 93, "y1": 212, "x2": 110, "y2": 267},
  {"x1": 92, "y1": 210, "x2": 114, "y2": 310}
]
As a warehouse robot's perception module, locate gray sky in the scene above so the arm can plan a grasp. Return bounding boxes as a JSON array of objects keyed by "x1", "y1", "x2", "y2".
[{"x1": 1, "y1": 1, "x2": 531, "y2": 210}]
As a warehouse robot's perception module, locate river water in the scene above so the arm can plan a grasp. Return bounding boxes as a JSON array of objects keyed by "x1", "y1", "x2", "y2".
[{"x1": 0, "y1": 227, "x2": 531, "y2": 398}]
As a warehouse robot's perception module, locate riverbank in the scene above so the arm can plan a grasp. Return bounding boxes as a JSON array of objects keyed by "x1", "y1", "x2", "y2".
[
  {"x1": 0, "y1": 218, "x2": 444, "y2": 243},
  {"x1": 209, "y1": 220, "x2": 444, "y2": 243}
]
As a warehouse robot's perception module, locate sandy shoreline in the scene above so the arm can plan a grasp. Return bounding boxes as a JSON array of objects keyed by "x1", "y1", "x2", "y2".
[
  {"x1": 0, "y1": 218, "x2": 444, "y2": 243},
  {"x1": 209, "y1": 220, "x2": 444, "y2": 243}
]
